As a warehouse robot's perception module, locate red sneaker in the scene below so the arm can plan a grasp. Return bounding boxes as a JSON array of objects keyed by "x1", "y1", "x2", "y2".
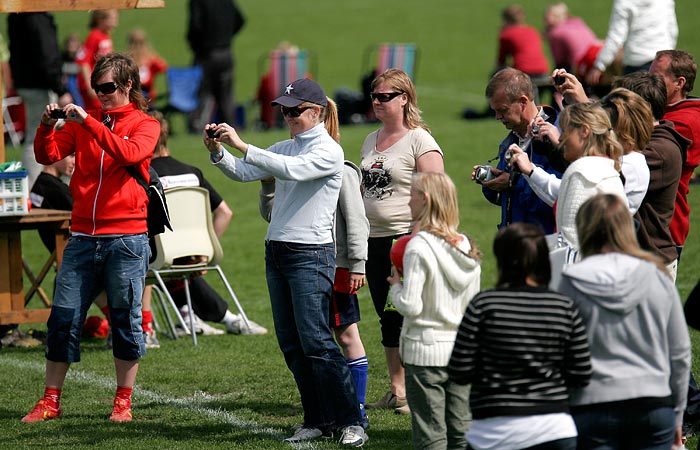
[
  {"x1": 21, "y1": 399, "x2": 62, "y2": 423},
  {"x1": 109, "y1": 398, "x2": 132, "y2": 422}
]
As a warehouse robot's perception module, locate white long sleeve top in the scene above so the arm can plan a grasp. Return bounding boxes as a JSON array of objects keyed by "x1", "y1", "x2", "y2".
[
  {"x1": 594, "y1": 0, "x2": 678, "y2": 70},
  {"x1": 213, "y1": 123, "x2": 344, "y2": 244}
]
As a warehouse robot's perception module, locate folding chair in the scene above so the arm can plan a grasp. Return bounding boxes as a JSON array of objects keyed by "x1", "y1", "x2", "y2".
[
  {"x1": 362, "y1": 42, "x2": 420, "y2": 80},
  {"x1": 158, "y1": 66, "x2": 212, "y2": 133},
  {"x1": 2, "y1": 95, "x2": 25, "y2": 148},
  {"x1": 255, "y1": 48, "x2": 316, "y2": 129},
  {"x1": 148, "y1": 186, "x2": 250, "y2": 345}
]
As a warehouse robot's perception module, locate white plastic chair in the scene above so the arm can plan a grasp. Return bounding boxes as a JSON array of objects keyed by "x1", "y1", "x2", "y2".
[{"x1": 148, "y1": 186, "x2": 250, "y2": 345}]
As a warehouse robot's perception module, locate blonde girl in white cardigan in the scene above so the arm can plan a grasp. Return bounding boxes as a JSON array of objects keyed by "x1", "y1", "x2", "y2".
[{"x1": 388, "y1": 172, "x2": 481, "y2": 450}]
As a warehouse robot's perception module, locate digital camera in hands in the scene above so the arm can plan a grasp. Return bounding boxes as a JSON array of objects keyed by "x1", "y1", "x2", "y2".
[
  {"x1": 474, "y1": 165, "x2": 495, "y2": 182},
  {"x1": 50, "y1": 109, "x2": 67, "y2": 119},
  {"x1": 206, "y1": 127, "x2": 218, "y2": 138}
]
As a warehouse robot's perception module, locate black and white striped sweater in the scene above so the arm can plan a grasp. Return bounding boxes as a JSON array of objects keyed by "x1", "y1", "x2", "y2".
[{"x1": 447, "y1": 286, "x2": 592, "y2": 420}]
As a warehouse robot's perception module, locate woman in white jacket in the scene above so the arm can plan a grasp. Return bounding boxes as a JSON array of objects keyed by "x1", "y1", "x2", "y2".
[
  {"x1": 388, "y1": 172, "x2": 481, "y2": 450},
  {"x1": 509, "y1": 102, "x2": 626, "y2": 253}
]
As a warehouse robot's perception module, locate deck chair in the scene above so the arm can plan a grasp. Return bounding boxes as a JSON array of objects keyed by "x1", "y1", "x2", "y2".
[
  {"x1": 255, "y1": 48, "x2": 316, "y2": 129},
  {"x1": 362, "y1": 42, "x2": 419, "y2": 80},
  {"x1": 148, "y1": 186, "x2": 250, "y2": 345},
  {"x1": 158, "y1": 66, "x2": 212, "y2": 133}
]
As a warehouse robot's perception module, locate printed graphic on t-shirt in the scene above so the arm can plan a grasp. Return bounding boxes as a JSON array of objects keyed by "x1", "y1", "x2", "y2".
[
  {"x1": 362, "y1": 156, "x2": 393, "y2": 200},
  {"x1": 159, "y1": 173, "x2": 200, "y2": 190}
]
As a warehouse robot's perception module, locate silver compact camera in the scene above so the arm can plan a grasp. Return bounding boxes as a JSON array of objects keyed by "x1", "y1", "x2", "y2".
[
  {"x1": 532, "y1": 124, "x2": 541, "y2": 136},
  {"x1": 504, "y1": 149, "x2": 514, "y2": 163},
  {"x1": 474, "y1": 165, "x2": 495, "y2": 182}
]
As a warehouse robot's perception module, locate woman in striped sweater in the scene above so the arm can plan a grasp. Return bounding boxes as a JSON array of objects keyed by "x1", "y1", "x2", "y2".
[{"x1": 448, "y1": 223, "x2": 592, "y2": 450}]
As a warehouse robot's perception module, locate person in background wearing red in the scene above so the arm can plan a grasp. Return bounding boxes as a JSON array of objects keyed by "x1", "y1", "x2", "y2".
[
  {"x1": 126, "y1": 28, "x2": 168, "y2": 106},
  {"x1": 75, "y1": 9, "x2": 118, "y2": 111},
  {"x1": 496, "y1": 5, "x2": 550, "y2": 86}
]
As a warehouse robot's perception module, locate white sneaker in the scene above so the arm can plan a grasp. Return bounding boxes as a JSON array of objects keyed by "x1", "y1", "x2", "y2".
[
  {"x1": 177, "y1": 306, "x2": 225, "y2": 336},
  {"x1": 338, "y1": 425, "x2": 368, "y2": 447},
  {"x1": 283, "y1": 426, "x2": 323, "y2": 443},
  {"x1": 144, "y1": 330, "x2": 160, "y2": 349},
  {"x1": 225, "y1": 316, "x2": 268, "y2": 335}
]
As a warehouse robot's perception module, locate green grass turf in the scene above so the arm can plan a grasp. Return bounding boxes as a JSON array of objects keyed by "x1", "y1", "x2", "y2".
[{"x1": 2, "y1": 0, "x2": 700, "y2": 448}]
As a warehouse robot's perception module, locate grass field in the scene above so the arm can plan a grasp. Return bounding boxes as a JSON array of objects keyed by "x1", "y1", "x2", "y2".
[{"x1": 2, "y1": 0, "x2": 700, "y2": 448}]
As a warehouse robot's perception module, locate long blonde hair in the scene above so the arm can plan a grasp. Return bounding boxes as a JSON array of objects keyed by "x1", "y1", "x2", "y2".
[
  {"x1": 126, "y1": 28, "x2": 160, "y2": 67},
  {"x1": 600, "y1": 88, "x2": 654, "y2": 153},
  {"x1": 372, "y1": 68, "x2": 429, "y2": 132},
  {"x1": 576, "y1": 194, "x2": 668, "y2": 275},
  {"x1": 559, "y1": 102, "x2": 623, "y2": 171},
  {"x1": 412, "y1": 172, "x2": 481, "y2": 261}
]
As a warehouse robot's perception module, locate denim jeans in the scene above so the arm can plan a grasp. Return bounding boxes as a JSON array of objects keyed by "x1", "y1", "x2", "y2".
[
  {"x1": 572, "y1": 403, "x2": 676, "y2": 450},
  {"x1": 47, "y1": 234, "x2": 149, "y2": 363},
  {"x1": 265, "y1": 240, "x2": 360, "y2": 430}
]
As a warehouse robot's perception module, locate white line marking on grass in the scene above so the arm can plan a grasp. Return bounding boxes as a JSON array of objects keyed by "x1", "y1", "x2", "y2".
[{"x1": 3, "y1": 357, "x2": 320, "y2": 448}]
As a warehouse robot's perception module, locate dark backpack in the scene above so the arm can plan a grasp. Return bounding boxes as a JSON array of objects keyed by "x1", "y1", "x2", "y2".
[{"x1": 126, "y1": 165, "x2": 172, "y2": 238}]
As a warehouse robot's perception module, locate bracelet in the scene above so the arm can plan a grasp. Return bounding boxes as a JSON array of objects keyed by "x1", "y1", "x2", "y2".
[
  {"x1": 210, "y1": 149, "x2": 224, "y2": 162},
  {"x1": 527, "y1": 167, "x2": 535, "y2": 177}
]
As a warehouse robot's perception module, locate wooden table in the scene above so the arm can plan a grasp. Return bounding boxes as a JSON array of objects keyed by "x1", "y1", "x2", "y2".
[{"x1": 0, "y1": 209, "x2": 71, "y2": 325}]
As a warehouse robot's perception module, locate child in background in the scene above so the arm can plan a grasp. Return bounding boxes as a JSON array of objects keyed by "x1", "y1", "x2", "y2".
[{"x1": 126, "y1": 28, "x2": 168, "y2": 105}]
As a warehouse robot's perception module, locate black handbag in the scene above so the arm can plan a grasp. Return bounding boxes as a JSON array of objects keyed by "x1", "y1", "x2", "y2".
[{"x1": 126, "y1": 165, "x2": 172, "y2": 238}]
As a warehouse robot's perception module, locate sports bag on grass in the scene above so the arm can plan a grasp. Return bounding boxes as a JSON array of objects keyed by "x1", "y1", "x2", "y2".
[{"x1": 126, "y1": 165, "x2": 172, "y2": 238}]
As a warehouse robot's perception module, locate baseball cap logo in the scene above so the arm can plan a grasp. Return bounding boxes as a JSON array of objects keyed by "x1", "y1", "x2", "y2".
[{"x1": 285, "y1": 84, "x2": 294, "y2": 95}]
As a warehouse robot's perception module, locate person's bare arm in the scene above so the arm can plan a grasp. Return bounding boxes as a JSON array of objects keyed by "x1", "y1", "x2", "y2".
[
  {"x1": 212, "y1": 200, "x2": 233, "y2": 239},
  {"x1": 416, "y1": 150, "x2": 444, "y2": 172}
]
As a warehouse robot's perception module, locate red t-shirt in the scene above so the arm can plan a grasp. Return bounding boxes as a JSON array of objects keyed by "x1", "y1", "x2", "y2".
[
  {"x1": 75, "y1": 29, "x2": 113, "y2": 109},
  {"x1": 498, "y1": 25, "x2": 550, "y2": 76}
]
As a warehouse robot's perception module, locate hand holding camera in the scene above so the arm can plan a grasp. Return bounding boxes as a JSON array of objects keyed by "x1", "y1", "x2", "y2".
[
  {"x1": 506, "y1": 144, "x2": 535, "y2": 177},
  {"x1": 50, "y1": 109, "x2": 67, "y2": 119}
]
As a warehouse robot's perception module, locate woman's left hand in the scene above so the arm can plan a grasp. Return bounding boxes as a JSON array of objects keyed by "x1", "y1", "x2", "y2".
[
  {"x1": 387, "y1": 265, "x2": 402, "y2": 286},
  {"x1": 62, "y1": 103, "x2": 88, "y2": 124},
  {"x1": 214, "y1": 123, "x2": 248, "y2": 155},
  {"x1": 507, "y1": 143, "x2": 535, "y2": 176},
  {"x1": 349, "y1": 272, "x2": 366, "y2": 293}
]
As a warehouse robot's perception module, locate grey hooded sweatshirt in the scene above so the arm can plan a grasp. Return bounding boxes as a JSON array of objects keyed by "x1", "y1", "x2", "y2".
[{"x1": 558, "y1": 252, "x2": 690, "y2": 425}]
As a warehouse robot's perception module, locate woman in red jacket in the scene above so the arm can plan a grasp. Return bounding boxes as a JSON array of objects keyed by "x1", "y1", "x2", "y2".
[{"x1": 22, "y1": 52, "x2": 160, "y2": 424}]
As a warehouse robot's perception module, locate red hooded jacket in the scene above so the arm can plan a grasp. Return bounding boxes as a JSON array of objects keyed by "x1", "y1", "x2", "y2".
[{"x1": 664, "y1": 97, "x2": 700, "y2": 247}]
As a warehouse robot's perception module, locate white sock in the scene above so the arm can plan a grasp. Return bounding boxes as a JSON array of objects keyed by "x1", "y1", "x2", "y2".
[{"x1": 221, "y1": 310, "x2": 240, "y2": 326}]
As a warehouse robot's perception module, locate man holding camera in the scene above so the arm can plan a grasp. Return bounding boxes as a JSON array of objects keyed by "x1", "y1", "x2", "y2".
[{"x1": 473, "y1": 68, "x2": 562, "y2": 233}]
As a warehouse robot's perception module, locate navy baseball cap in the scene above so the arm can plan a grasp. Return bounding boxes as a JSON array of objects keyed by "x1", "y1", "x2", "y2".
[{"x1": 271, "y1": 78, "x2": 328, "y2": 107}]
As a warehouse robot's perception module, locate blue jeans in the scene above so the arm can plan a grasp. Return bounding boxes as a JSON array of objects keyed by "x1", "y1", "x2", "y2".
[
  {"x1": 265, "y1": 240, "x2": 360, "y2": 430},
  {"x1": 46, "y1": 234, "x2": 149, "y2": 363},
  {"x1": 572, "y1": 403, "x2": 676, "y2": 450}
]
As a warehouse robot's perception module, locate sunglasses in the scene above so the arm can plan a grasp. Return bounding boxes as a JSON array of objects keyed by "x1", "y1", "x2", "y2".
[
  {"x1": 92, "y1": 81, "x2": 119, "y2": 95},
  {"x1": 370, "y1": 91, "x2": 404, "y2": 102},
  {"x1": 281, "y1": 106, "x2": 312, "y2": 118}
]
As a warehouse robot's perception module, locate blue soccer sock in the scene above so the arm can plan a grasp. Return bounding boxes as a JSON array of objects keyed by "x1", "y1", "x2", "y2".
[{"x1": 347, "y1": 355, "x2": 368, "y2": 411}]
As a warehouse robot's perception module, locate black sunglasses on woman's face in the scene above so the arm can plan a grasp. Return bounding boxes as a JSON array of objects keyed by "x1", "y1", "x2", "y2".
[
  {"x1": 92, "y1": 82, "x2": 119, "y2": 95},
  {"x1": 370, "y1": 91, "x2": 404, "y2": 102},
  {"x1": 281, "y1": 106, "x2": 312, "y2": 118}
]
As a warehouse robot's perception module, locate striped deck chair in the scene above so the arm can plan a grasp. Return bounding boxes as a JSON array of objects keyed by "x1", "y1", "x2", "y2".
[
  {"x1": 258, "y1": 48, "x2": 315, "y2": 128},
  {"x1": 364, "y1": 43, "x2": 419, "y2": 80}
]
